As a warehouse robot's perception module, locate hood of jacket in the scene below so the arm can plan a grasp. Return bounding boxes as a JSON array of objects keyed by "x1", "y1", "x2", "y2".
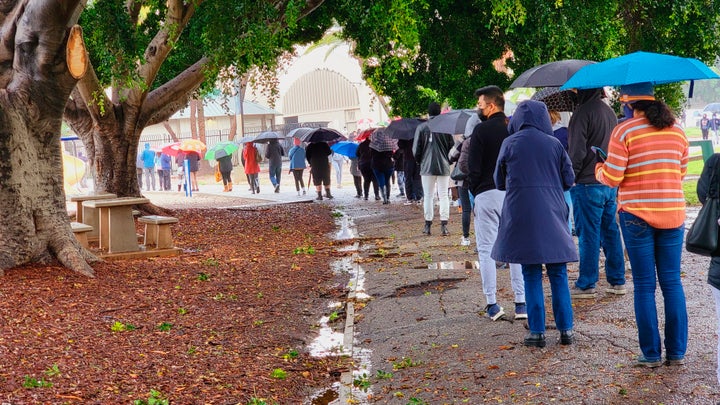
[
  {"x1": 576, "y1": 88, "x2": 604, "y2": 105},
  {"x1": 507, "y1": 100, "x2": 553, "y2": 136}
]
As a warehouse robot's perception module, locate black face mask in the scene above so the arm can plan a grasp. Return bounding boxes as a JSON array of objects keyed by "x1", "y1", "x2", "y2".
[{"x1": 478, "y1": 109, "x2": 488, "y2": 122}]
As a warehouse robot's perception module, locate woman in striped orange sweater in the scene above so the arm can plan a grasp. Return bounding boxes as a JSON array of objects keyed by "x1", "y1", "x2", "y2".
[{"x1": 595, "y1": 82, "x2": 689, "y2": 368}]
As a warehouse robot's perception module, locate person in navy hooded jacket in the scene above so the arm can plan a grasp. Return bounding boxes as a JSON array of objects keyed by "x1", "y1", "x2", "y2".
[{"x1": 491, "y1": 100, "x2": 578, "y2": 348}]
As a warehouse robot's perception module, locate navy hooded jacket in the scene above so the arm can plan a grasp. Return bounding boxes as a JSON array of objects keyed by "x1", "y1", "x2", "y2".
[{"x1": 491, "y1": 100, "x2": 578, "y2": 264}]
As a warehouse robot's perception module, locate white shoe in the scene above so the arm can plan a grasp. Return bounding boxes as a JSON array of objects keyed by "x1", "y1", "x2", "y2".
[{"x1": 461, "y1": 236, "x2": 471, "y2": 246}]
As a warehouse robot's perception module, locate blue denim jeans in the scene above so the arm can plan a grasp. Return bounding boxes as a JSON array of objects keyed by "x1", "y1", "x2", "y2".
[
  {"x1": 618, "y1": 211, "x2": 687, "y2": 361},
  {"x1": 268, "y1": 164, "x2": 282, "y2": 187},
  {"x1": 522, "y1": 263, "x2": 573, "y2": 334},
  {"x1": 570, "y1": 184, "x2": 625, "y2": 289}
]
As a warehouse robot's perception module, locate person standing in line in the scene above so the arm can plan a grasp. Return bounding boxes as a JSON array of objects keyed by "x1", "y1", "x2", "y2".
[
  {"x1": 288, "y1": 137, "x2": 307, "y2": 196},
  {"x1": 175, "y1": 151, "x2": 185, "y2": 192},
  {"x1": 265, "y1": 138, "x2": 284, "y2": 193},
  {"x1": 701, "y1": 113, "x2": 711, "y2": 140},
  {"x1": 306, "y1": 141, "x2": 333, "y2": 200},
  {"x1": 398, "y1": 137, "x2": 422, "y2": 204},
  {"x1": 242, "y1": 142, "x2": 260, "y2": 194},
  {"x1": 185, "y1": 150, "x2": 201, "y2": 191},
  {"x1": 141, "y1": 143, "x2": 157, "y2": 191},
  {"x1": 159, "y1": 152, "x2": 172, "y2": 191},
  {"x1": 548, "y1": 110, "x2": 574, "y2": 234},
  {"x1": 492, "y1": 100, "x2": 577, "y2": 347},
  {"x1": 697, "y1": 152, "x2": 720, "y2": 381},
  {"x1": 413, "y1": 102, "x2": 454, "y2": 235},
  {"x1": 217, "y1": 154, "x2": 233, "y2": 192},
  {"x1": 449, "y1": 136, "x2": 472, "y2": 246},
  {"x1": 357, "y1": 137, "x2": 379, "y2": 201},
  {"x1": 465, "y1": 85, "x2": 525, "y2": 321},
  {"x1": 393, "y1": 147, "x2": 405, "y2": 198},
  {"x1": 136, "y1": 149, "x2": 144, "y2": 190},
  {"x1": 567, "y1": 87, "x2": 626, "y2": 298},
  {"x1": 331, "y1": 151, "x2": 346, "y2": 188},
  {"x1": 713, "y1": 113, "x2": 720, "y2": 144},
  {"x1": 596, "y1": 83, "x2": 688, "y2": 367},
  {"x1": 349, "y1": 156, "x2": 363, "y2": 198}
]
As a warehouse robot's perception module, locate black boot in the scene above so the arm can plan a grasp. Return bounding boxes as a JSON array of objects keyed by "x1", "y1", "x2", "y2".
[
  {"x1": 316, "y1": 191, "x2": 323, "y2": 201},
  {"x1": 423, "y1": 220, "x2": 432, "y2": 235},
  {"x1": 325, "y1": 188, "x2": 334, "y2": 199},
  {"x1": 441, "y1": 220, "x2": 449, "y2": 236},
  {"x1": 382, "y1": 185, "x2": 390, "y2": 204}
]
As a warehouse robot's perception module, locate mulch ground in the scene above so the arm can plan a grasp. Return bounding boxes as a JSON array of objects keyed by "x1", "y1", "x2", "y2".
[{"x1": 0, "y1": 202, "x2": 353, "y2": 404}]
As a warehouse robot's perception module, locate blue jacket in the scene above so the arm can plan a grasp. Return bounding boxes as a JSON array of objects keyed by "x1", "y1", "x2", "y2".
[
  {"x1": 288, "y1": 145, "x2": 306, "y2": 169},
  {"x1": 160, "y1": 153, "x2": 172, "y2": 170},
  {"x1": 141, "y1": 143, "x2": 156, "y2": 168},
  {"x1": 491, "y1": 100, "x2": 578, "y2": 264}
]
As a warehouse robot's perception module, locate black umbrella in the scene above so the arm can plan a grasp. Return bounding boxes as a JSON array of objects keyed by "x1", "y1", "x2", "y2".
[
  {"x1": 385, "y1": 118, "x2": 425, "y2": 140},
  {"x1": 253, "y1": 131, "x2": 284, "y2": 144},
  {"x1": 510, "y1": 59, "x2": 596, "y2": 88},
  {"x1": 288, "y1": 127, "x2": 347, "y2": 143}
]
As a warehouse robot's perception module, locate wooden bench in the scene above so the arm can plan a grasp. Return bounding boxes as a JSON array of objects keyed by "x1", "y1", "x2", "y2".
[
  {"x1": 138, "y1": 215, "x2": 179, "y2": 249},
  {"x1": 70, "y1": 221, "x2": 93, "y2": 248}
]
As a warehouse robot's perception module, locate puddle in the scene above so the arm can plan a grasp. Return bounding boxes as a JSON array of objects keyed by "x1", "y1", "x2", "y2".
[
  {"x1": 425, "y1": 260, "x2": 479, "y2": 270},
  {"x1": 308, "y1": 313, "x2": 349, "y2": 357},
  {"x1": 335, "y1": 215, "x2": 355, "y2": 240}
]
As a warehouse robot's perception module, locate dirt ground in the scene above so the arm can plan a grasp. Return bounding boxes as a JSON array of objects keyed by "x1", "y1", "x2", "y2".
[{"x1": 0, "y1": 194, "x2": 354, "y2": 404}]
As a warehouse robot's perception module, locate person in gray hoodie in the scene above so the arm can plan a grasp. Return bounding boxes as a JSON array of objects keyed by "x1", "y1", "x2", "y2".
[{"x1": 567, "y1": 88, "x2": 626, "y2": 299}]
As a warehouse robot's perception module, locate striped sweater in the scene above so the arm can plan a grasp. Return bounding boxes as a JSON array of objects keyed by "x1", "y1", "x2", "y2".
[{"x1": 595, "y1": 117, "x2": 688, "y2": 229}]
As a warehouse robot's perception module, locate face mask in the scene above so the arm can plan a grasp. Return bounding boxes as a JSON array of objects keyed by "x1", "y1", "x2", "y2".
[{"x1": 478, "y1": 109, "x2": 488, "y2": 121}]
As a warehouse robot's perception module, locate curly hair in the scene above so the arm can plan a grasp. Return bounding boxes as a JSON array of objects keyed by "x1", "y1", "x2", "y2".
[{"x1": 631, "y1": 100, "x2": 676, "y2": 129}]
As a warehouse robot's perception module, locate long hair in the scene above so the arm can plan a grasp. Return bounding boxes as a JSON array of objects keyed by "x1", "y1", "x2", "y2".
[{"x1": 631, "y1": 100, "x2": 675, "y2": 129}]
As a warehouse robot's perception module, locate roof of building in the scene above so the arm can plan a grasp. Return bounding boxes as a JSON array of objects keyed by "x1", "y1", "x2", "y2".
[{"x1": 172, "y1": 98, "x2": 282, "y2": 119}]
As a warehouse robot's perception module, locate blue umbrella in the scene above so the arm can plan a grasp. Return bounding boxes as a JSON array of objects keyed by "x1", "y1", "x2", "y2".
[
  {"x1": 330, "y1": 141, "x2": 358, "y2": 158},
  {"x1": 561, "y1": 51, "x2": 719, "y2": 90}
]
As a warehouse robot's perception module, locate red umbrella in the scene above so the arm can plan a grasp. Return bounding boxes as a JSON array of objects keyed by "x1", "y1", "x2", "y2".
[
  {"x1": 354, "y1": 128, "x2": 377, "y2": 142},
  {"x1": 160, "y1": 142, "x2": 181, "y2": 156}
]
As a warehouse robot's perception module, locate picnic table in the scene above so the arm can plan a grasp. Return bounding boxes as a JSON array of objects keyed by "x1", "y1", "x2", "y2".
[
  {"x1": 69, "y1": 192, "x2": 117, "y2": 239},
  {"x1": 82, "y1": 197, "x2": 149, "y2": 253}
]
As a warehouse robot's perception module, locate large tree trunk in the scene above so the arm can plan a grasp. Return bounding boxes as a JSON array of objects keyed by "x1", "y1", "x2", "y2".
[{"x1": 0, "y1": 1, "x2": 95, "y2": 276}]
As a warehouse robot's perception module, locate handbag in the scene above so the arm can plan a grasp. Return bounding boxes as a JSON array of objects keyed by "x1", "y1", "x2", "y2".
[
  {"x1": 214, "y1": 165, "x2": 221, "y2": 182},
  {"x1": 450, "y1": 163, "x2": 467, "y2": 181},
  {"x1": 686, "y1": 160, "x2": 720, "y2": 256}
]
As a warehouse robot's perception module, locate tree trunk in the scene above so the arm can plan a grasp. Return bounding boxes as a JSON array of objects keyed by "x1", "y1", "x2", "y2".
[{"x1": 0, "y1": 1, "x2": 94, "y2": 276}]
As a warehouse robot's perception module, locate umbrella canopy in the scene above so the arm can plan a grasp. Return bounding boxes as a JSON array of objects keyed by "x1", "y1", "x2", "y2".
[
  {"x1": 369, "y1": 128, "x2": 398, "y2": 152},
  {"x1": 253, "y1": 131, "x2": 284, "y2": 144},
  {"x1": 288, "y1": 127, "x2": 346, "y2": 143},
  {"x1": 354, "y1": 127, "x2": 377, "y2": 142},
  {"x1": 385, "y1": 118, "x2": 424, "y2": 140},
  {"x1": 561, "y1": 51, "x2": 720, "y2": 90},
  {"x1": 330, "y1": 141, "x2": 359, "y2": 158},
  {"x1": 356, "y1": 117, "x2": 375, "y2": 130},
  {"x1": 510, "y1": 59, "x2": 596, "y2": 88},
  {"x1": 160, "y1": 142, "x2": 182, "y2": 156},
  {"x1": 205, "y1": 141, "x2": 239, "y2": 160},
  {"x1": 703, "y1": 103, "x2": 720, "y2": 114},
  {"x1": 427, "y1": 109, "x2": 474, "y2": 135},
  {"x1": 179, "y1": 138, "x2": 207, "y2": 154},
  {"x1": 531, "y1": 87, "x2": 578, "y2": 112},
  {"x1": 234, "y1": 135, "x2": 257, "y2": 144}
]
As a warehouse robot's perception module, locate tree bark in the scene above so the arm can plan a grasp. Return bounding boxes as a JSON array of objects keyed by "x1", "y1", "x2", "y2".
[{"x1": 0, "y1": 1, "x2": 95, "y2": 276}]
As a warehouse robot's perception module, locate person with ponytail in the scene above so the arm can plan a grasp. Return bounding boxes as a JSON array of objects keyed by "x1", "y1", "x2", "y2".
[{"x1": 595, "y1": 82, "x2": 689, "y2": 368}]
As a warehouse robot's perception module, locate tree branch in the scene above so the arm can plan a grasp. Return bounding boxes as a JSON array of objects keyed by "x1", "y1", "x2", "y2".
[
  {"x1": 125, "y1": 0, "x2": 200, "y2": 107},
  {"x1": 138, "y1": 57, "x2": 208, "y2": 127}
]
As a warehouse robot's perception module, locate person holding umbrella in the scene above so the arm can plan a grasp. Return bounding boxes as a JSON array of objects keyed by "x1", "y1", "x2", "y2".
[
  {"x1": 242, "y1": 142, "x2": 261, "y2": 194},
  {"x1": 369, "y1": 128, "x2": 397, "y2": 204},
  {"x1": 413, "y1": 102, "x2": 454, "y2": 236},
  {"x1": 306, "y1": 141, "x2": 333, "y2": 200},
  {"x1": 217, "y1": 154, "x2": 233, "y2": 192}
]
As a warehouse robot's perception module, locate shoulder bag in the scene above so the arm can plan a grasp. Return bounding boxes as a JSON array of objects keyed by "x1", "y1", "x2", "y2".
[{"x1": 686, "y1": 160, "x2": 720, "y2": 256}]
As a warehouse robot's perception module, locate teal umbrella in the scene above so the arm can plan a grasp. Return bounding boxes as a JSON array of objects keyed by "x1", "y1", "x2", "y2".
[{"x1": 205, "y1": 141, "x2": 239, "y2": 160}]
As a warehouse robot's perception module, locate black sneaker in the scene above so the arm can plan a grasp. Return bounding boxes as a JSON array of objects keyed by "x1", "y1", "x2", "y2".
[{"x1": 523, "y1": 333, "x2": 546, "y2": 348}]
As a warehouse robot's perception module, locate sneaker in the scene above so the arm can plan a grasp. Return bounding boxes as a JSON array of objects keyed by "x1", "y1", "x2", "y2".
[
  {"x1": 523, "y1": 333, "x2": 546, "y2": 348},
  {"x1": 606, "y1": 284, "x2": 627, "y2": 295},
  {"x1": 274, "y1": 184, "x2": 280, "y2": 193},
  {"x1": 570, "y1": 285, "x2": 597, "y2": 299},
  {"x1": 461, "y1": 236, "x2": 471, "y2": 246},
  {"x1": 514, "y1": 303, "x2": 527, "y2": 320},
  {"x1": 665, "y1": 357, "x2": 686, "y2": 366},
  {"x1": 403, "y1": 200, "x2": 414, "y2": 206},
  {"x1": 484, "y1": 303, "x2": 505, "y2": 321},
  {"x1": 634, "y1": 355, "x2": 662, "y2": 368}
]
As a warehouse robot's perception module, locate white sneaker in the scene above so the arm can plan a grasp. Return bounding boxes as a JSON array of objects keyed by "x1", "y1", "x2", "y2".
[{"x1": 461, "y1": 236, "x2": 471, "y2": 246}]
